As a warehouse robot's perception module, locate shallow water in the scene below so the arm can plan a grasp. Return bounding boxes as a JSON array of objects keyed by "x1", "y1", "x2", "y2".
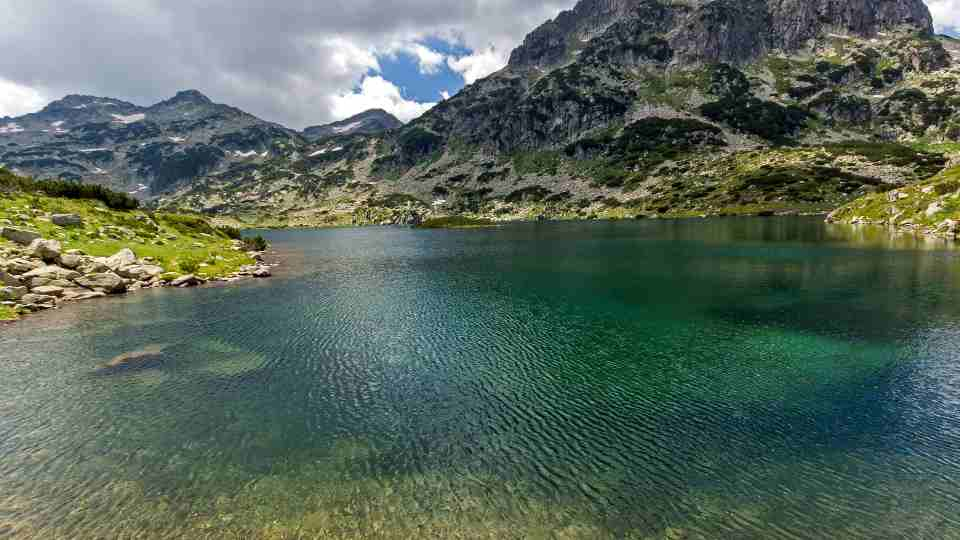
[{"x1": 2, "y1": 217, "x2": 960, "y2": 539}]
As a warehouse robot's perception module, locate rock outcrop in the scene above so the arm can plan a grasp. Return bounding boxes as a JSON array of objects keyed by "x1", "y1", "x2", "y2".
[{"x1": 0, "y1": 239, "x2": 274, "y2": 318}]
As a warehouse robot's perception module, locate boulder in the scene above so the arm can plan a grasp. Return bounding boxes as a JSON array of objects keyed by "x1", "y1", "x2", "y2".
[
  {"x1": 51, "y1": 214, "x2": 83, "y2": 227},
  {"x1": 0, "y1": 286, "x2": 27, "y2": 301},
  {"x1": 0, "y1": 227, "x2": 41, "y2": 245},
  {"x1": 0, "y1": 270, "x2": 22, "y2": 287},
  {"x1": 58, "y1": 252, "x2": 83, "y2": 269},
  {"x1": 74, "y1": 272, "x2": 127, "y2": 294},
  {"x1": 20, "y1": 293, "x2": 57, "y2": 309},
  {"x1": 30, "y1": 285, "x2": 66, "y2": 297},
  {"x1": 170, "y1": 274, "x2": 203, "y2": 288},
  {"x1": 105, "y1": 248, "x2": 137, "y2": 270},
  {"x1": 78, "y1": 258, "x2": 111, "y2": 274},
  {"x1": 925, "y1": 201, "x2": 945, "y2": 218},
  {"x1": 22, "y1": 265, "x2": 81, "y2": 282},
  {"x1": 61, "y1": 289, "x2": 107, "y2": 301},
  {"x1": 27, "y1": 239, "x2": 62, "y2": 262},
  {"x1": 252, "y1": 267, "x2": 272, "y2": 278},
  {"x1": 3, "y1": 258, "x2": 42, "y2": 275},
  {"x1": 937, "y1": 219, "x2": 960, "y2": 236},
  {"x1": 116, "y1": 264, "x2": 165, "y2": 281}
]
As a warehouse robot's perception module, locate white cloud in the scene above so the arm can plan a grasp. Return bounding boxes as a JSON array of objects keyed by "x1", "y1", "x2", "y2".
[
  {"x1": 0, "y1": 78, "x2": 48, "y2": 118},
  {"x1": 330, "y1": 75, "x2": 435, "y2": 122},
  {"x1": 447, "y1": 45, "x2": 506, "y2": 84},
  {"x1": 385, "y1": 42, "x2": 447, "y2": 75},
  {"x1": 926, "y1": 0, "x2": 960, "y2": 32},
  {"x1": 440, "y1": 90, "x2": 451, "y2": 100}
]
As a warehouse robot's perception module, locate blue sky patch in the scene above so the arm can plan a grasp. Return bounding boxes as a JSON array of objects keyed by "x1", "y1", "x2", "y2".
[{"x1": 374, "y1": 38, "x2": 472, "y2": 103}]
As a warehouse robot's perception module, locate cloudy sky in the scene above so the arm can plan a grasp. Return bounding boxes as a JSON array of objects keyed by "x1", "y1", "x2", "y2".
[{"x1": 1, "y1": 0, "x2": 957, "y2": 129}]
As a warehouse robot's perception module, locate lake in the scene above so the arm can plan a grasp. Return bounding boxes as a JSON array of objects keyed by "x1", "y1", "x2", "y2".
[{"x1": 2, "y1": 217, "x2": 960, "y2": 539}]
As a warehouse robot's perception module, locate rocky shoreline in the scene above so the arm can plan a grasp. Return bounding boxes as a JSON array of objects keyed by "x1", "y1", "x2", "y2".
[{"x1": 1, "y1": 226, "x2": 275, "y2": 321}]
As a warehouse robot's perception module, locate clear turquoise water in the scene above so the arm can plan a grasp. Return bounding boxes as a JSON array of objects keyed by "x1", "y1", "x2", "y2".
[{"x1": 2, "y1": 217, "x2": 960, "y2": 539}]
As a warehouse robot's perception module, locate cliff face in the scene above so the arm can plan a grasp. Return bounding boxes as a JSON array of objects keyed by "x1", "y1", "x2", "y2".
[{"x1": 508, "y1": 0, "x2": 934, "y2": 71}]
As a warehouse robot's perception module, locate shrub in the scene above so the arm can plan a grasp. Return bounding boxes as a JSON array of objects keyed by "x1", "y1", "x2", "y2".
[
  {"x1": 700, "y1": 97, "x2": 810, "y2": 143},
  {"x1": 241, "y1": 235, "x2": 268, "y2": 252},
  {"x1": 217, "y1": 225, "x2": 242, "y2": 239},
  {"x1": 0, "y1": 167, "x2": 139, "y2": 209},
  {"x1": 178, "y1": 256, "x2": 201, "y2": 274}
]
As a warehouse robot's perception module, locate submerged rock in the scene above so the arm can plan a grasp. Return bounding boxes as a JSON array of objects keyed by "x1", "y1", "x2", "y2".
[{"x1": 95, "y1": 344, "x2": 170, "y2": 374}]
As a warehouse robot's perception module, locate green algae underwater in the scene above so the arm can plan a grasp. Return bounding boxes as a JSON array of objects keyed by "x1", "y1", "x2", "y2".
[{"x1": 2, "y1": 217, "x2": 960, "y2": 539}]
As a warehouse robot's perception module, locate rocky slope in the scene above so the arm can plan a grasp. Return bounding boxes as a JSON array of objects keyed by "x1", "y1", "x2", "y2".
[{"x1": 158, "y1": 0, "x2": 960, "y2": 227}]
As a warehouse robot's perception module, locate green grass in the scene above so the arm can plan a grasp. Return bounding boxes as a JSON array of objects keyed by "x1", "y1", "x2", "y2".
[
  {"x1": 418, "y1": 216, "x2": 496, "y2": 229},
  {"x1": 828, "y1": 165, "x2": 960, "y2": 227},
  {"x1": 0, "y1": 305, "x2": 18, "y2": 321},
  {"x1": 0, "y1": 172, "x2": 254, "y2": 279}
]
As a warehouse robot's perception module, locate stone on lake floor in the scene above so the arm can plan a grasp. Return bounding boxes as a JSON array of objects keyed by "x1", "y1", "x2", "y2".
[{"x1": 95, "y1": 344, "x2": 170, "y2": 375}]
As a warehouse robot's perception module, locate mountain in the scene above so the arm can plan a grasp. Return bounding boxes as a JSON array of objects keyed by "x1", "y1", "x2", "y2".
[
  {"x1": 14, "y1": 0, "x2": 957, "y2": 227},
  {"x1": 303, "y1": 109, "x2": 402, "y2": 140},
  {"x1": 162, "y1": 0, "x2": 960, "y2": 227},
  {"x1": 0, "y1": 90, "x2": 302, "y2": 197}
]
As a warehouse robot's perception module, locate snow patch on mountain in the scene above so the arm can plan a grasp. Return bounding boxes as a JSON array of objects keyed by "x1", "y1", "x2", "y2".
[{"x1": 111, "y1": 113, "x2": 146, "y2": 124}]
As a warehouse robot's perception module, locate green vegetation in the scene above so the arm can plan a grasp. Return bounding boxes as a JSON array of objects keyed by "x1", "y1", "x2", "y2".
[
  {"x1": 241, "y1": 234, "x2": 268, "y2": 252},
  {"x1": 0, "y1": 170, "x2": 254, "y2": 279},
  {"x1": 0, "y1": 305, "x2": 17, "y2": 321},
  {"x1": 700, "y1": 96, "x2": 810, "y2": 143},
  {"x1": 828, "y1": 165, "x2": 960, "y2": 229},
  {"x1": 821, "y1": 141, "x2": 947, "y2": 178},
  {"x1": 0, "y1": 167, "x2": 139, "y2": 210},
  {"x1": 567, "y1": 118, "x2": 725, "y2": 188},
  {"x1": 418, "y1": 216, "x2": 496, "y2": 229},
  {"x1": 512, "y1": 151, "x2": 563, "y2": 176}
]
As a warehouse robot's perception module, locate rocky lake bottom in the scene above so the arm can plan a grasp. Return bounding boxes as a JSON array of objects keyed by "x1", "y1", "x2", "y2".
[{"x1": 2, "y1": 217, "x2": 960, "y2": 539}]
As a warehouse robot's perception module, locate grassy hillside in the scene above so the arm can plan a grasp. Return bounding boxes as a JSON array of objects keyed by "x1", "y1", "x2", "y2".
[
  {"x1": 1, "y1": 168, "x2": 260, "y2": 321},
  {"x1": 827, "y1": 163, "x2": 960, "y2": 236}
]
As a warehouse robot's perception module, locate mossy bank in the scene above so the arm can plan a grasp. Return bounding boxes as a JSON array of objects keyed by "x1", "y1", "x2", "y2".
[{"x1": 1, "y1": 169, "x2": 273, "y2": 322}]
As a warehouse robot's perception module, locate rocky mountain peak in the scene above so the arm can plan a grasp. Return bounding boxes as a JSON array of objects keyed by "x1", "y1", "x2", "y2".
[
  {"x1": 154, "y1": 89, "x2": 214, "y2": 108},
  {"x1": 508, "y1": 0, "x2": 935, "y2": 71},
  {"x1": 303, "y1": 109, "x2": 403, "y2": 140}
]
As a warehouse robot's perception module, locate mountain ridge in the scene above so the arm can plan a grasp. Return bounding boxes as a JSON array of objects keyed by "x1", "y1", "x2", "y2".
[{"x1": 4, "y1": 0, "x2": 960, "y2": 229}]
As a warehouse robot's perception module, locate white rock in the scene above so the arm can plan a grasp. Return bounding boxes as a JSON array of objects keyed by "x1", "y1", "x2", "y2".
[{"x1": 105, "y1": 248, "x2": 137, "y2": 270}]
